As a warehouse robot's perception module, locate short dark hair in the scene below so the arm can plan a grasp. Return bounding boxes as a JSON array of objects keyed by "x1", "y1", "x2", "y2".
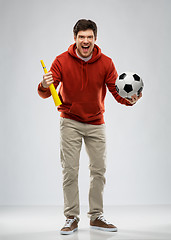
[{"x1": 73, "y1": 19, "x2": 97, "y2": 38}]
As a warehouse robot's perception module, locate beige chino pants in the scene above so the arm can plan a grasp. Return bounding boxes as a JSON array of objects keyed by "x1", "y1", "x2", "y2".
[{"x1": 60, "y1": 117, "x2": 106, "y2": 222}]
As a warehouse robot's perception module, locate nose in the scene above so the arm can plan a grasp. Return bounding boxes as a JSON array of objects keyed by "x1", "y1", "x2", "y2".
[{"x1": 83, "y1": 37, "x2": 89, "y2": 44}]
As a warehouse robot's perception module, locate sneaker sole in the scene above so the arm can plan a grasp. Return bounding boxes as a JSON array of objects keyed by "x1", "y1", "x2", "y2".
[
  {"x1": 60, "y1": 227, "x2": 78, "y2": 235},
  {"x1": 90, "y1": 226, "x2": 118, "y2": 232}
]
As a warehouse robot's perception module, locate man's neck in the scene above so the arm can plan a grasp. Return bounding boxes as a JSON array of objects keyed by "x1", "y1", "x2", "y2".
[{"x1": 76, "y1": 49, "x2": 92, "y2": 62}]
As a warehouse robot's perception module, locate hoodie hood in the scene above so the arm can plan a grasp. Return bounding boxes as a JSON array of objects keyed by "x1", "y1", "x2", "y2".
[{"x1": 68, "y1": 43, "x2": 102, "y2": 63}]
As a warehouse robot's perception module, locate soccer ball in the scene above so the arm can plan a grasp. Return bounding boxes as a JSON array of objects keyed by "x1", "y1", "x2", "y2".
[{"x1": 115, "y1": 72, "x2": 144, "y2": 99}]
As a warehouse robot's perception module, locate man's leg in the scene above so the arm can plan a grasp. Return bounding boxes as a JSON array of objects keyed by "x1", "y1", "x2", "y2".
[
  {"x1": 84, "y1": 124, "x2": 106, "y2": 221},
  {"x1": 60, "y1": 118, "x2": 83, "y2": 221}
]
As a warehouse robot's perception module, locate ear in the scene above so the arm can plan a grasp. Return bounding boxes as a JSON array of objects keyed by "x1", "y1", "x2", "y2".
[{"x1": 74, "y1": 34, "x2": 76, "y2": 42}]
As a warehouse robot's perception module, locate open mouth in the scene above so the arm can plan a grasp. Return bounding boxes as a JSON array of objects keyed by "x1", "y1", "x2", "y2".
[{"x1": 82, "y1": 46, "x2": 90, "y2": 53}]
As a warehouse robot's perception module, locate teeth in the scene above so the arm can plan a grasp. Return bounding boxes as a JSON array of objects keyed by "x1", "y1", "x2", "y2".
[{"x1": 82, "y1": 46, "x2": 89, "y2": 48}]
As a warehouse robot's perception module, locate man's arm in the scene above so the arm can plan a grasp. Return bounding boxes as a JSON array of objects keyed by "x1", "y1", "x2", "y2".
[{"x1": 37, "y1": 57, "x2": 61, "y2": 99}]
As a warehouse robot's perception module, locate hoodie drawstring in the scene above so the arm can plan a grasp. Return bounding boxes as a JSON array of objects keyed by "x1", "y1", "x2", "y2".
[
  {"x1": 81, "y1": 62, "x2": 88, "y2": 91},
  {"x1": 81, "y1": 62, "x2": 84, "y2": 90},
  {"x1": 85, "y1": 63, "x2": 88, "y2": 89}
]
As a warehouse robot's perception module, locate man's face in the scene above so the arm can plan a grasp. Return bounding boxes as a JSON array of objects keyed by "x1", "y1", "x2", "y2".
[{"x1": 74, "y1": 29, "x2": 96, "y2": 58}]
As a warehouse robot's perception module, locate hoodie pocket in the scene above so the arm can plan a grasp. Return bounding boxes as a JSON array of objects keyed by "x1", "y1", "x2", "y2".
[{"x1": 69, "y1": 102, "x2": 103, "y2": 121}]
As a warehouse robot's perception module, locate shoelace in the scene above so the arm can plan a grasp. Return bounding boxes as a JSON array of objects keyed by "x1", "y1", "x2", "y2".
[
  {"x1": 97, "y1": 215, "x2": 112, "y2": 225},
  {"x1": 64, "y1": 218, "x2": 76, "y2": 228}
]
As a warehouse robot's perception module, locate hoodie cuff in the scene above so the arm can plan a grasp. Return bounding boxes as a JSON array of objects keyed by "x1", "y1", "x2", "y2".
[{"x1": 39, "y1": 82, "x2": 48, "y2": 91}]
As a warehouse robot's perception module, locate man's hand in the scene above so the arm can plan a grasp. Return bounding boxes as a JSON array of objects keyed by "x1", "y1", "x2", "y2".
[
  {"x1": 126, "y1": 92, "x2": 142, "y2": 105},
  {"x1": 42, "y1": 71, "x2": 54, "y2": 88}
]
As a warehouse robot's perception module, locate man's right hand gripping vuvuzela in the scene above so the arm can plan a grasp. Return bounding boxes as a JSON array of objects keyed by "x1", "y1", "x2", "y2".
[{"x1": 41, "y1": 71, "x2": 54, "y2": 88}]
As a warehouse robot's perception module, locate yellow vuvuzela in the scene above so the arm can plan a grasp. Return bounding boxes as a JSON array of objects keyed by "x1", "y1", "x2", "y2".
[{"x1": 40, "y1": 60, "x2": 62, "y2": 106}]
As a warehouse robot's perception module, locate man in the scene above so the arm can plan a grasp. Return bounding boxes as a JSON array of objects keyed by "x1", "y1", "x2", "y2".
[{"x1": 38, "y1": 19, "x2": 142, "y2": 235}]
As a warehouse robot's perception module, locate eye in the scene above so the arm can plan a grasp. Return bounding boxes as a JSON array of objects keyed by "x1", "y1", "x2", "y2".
[{"x1": 88, "y1": 36, "x2": 93, "y2": 40}]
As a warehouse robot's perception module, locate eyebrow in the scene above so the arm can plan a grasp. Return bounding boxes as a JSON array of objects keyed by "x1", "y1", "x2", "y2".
[{"x1": 78, "y1": 35, "x2": 93, "y2": 38}]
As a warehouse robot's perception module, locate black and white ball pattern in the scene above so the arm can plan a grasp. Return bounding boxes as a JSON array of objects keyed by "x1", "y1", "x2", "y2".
[{"x1": 115, "y1": 72, "x2": 144, "y2": 99}]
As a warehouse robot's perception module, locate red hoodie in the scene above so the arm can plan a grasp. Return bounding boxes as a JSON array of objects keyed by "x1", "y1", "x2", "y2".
[{"x1": 38, "y1": 44, "x2": 133, "y2": 124}]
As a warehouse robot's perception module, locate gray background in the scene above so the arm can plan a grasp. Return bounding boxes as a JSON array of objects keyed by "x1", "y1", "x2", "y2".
[{"x1": 0, "y1": 0, "x2": 171, "y2": 206}]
